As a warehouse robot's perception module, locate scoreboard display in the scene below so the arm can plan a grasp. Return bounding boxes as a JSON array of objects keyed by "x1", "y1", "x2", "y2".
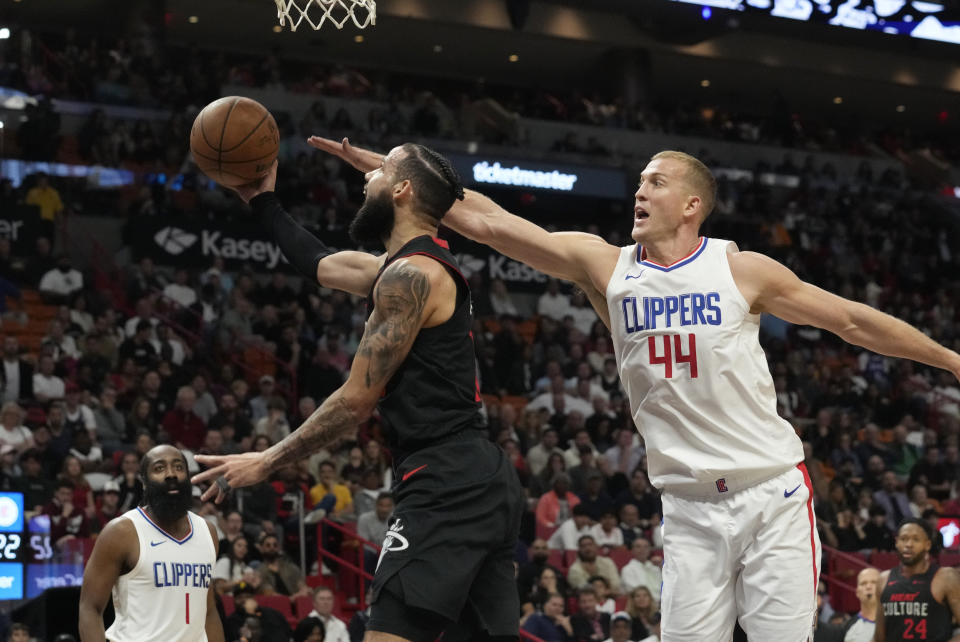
[{"x1": 0, "y1": 492, "x2": 83, "y2": 601}]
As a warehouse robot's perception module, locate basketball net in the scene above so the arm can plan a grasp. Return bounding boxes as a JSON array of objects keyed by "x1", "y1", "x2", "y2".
[{"x1": 274, "y1": 0, "x2": 376, "y2": 31}]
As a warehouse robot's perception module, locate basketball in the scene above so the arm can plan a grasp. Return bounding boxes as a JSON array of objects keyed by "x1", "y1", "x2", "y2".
[{"x1": 189, "y1": 96, "x2": 279, "y2": 187}]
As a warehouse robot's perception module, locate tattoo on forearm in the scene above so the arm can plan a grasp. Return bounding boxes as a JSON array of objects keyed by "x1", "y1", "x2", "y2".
[
  {"x1": 356, "y1": 261, "x2": 431, "y2": 388},
  {"x1": 266, "y1": 395, "x2": 355, "y2": 471}
]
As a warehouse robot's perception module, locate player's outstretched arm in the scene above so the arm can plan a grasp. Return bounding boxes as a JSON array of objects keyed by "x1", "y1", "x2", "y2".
[
  {"x1": 446, "y1": 189, "x2": 620, "y2": 294},
  {"x1": 233, "y1": 160, "x2": 383, "y2": 297},
  {"x1": 78, "y1": 518, "x2": 136, "y2": 642},
  {"x1": 194, "y1": 255, "x2": 449, "y2": 501},
  {"x1": 731, "y1": 251, "x2": 960, "y2": 381}
]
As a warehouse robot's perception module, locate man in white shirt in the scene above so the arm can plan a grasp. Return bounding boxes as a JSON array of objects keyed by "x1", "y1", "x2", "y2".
[
  {"x1": 526, "y1": 428, "x2": 565, "y2": 477},
  {"x1": 38, "y1": 255, "x2": 83, "y2": 302},
  {"x1": 357, "y1": 492, "x2": 394, "y2": 576},
  {"x1": 32, "y1": 354, "x2": 65, "y2": 402},
  {"x1": 564, "y1": 430, "x2": 600, "y2": 469},
  {"x1": 305, "y1": 585, "x2": 350, "y2": 642},
  {"x1": 527, "y1": 377, "x2": 593, "y2": 419},
  {"x1": 604, "y1": 428, "x2": 644, "y2": 477},
  {"x1": 163, "y1": 268, "x2": 198, "y2": 308},
  {"x1": 64, "y1": 383, "x2": 97, "y2": 438},
  {"x1": 537, "y1": 279, "x2": 573, "y2": 321},
  {"x1": 591, "y1": 510, "x2": 624, "y2": 549},
  {"x1": 548, "y1": 504, "x2": 594, "y2": 551},
  {"x1": 620, "y1": 537, "x2": 661, "y2": 596}
]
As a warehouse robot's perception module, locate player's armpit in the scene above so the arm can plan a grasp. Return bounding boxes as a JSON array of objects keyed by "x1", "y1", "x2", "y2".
[
  {"x1": 316, "y1": 251, "x2": 385, "y2": 297},
  {"x1": 78, "y1": 518, "x2": 136, "y2": 641},
  {"x1": 446, "y1": 189, "x2": 619, "y2": 291}
]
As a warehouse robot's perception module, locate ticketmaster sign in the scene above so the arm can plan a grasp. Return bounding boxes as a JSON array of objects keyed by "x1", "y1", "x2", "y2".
[{"x1": 447, "y1": 154, "x2": 627, "y2": 199}]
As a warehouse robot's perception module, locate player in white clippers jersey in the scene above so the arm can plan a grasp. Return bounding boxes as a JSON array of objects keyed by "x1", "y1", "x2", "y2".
[
  {"x1": 79, "y1": 445, "x2": 224, "y2": 642},
  {"x1": 423, "y1": 148, "x2": 959, "y2": 641}
]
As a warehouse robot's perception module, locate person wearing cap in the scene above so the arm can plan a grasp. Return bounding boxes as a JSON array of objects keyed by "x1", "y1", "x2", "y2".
[
  {"x1": 248, "y1": 376, "x2": 276, "y2": 424},
  {"x1": 603, "y1": 611, "x2": 634, "y2": 642},
  {"x1": 91, "y1": 480, "x2": 123, "y2": 533}
]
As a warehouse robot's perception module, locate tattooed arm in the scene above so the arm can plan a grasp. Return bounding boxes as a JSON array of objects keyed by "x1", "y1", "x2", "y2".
[{"x1": 192, "y1": 256, "x2": 456, "y2": 501}]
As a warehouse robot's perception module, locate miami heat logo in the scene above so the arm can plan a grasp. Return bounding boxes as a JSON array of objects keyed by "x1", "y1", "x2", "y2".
[{"x1": 376, "y1": 519, "x2": 410, "y2": 571}]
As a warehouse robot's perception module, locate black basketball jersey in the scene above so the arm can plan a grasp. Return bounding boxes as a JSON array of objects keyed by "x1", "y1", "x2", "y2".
[
  {"x1": 366, "y1": 235, "x2": 481, "y2": 461},
  {"x1": 880, "y1": 562, "x2": 954, "y2": 642}
]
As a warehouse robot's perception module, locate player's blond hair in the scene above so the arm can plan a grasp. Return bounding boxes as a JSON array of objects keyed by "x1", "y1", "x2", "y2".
[{"x1": 651, "y1": 150, "x2": 717, "y2": 222}]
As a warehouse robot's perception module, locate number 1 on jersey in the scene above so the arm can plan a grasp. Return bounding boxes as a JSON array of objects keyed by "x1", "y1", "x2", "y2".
[{"x1": 648, "y1": 334, "x2": 698, "y2": 378}]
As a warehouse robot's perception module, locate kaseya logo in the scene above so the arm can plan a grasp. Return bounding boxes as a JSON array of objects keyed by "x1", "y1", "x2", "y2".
[{"x1": 154, "y1": 227, "x2": 198, "y2": 256}]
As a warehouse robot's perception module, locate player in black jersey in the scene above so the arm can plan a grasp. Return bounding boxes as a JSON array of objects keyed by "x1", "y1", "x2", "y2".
[
  {"x1": 876, "y1": 518, "x2": 960, "y2": 642},
  {"x1": 193, "y1": 142, "x2": 525, "y2": 642}
]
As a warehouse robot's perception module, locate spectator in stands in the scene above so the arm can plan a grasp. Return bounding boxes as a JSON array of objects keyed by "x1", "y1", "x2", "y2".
[
  {"x1": 0, "y1": 337, "x2": 33, "y2": 403},
  {"x1": 304, "y1": 586, "x2": 350, "y2": 642},
  {"x1": 218, "y1": 510, "x2": 245, "y2": 554},
  {"x1": 214, "y1": 535, "x2": 254, "y2": 591},
  {"x1": 605, "y1": 611, "x2": 633, "y2": 642},
  {"x1": 151, "y1": 324, "x2": 187, "y2": 366},
  {"x1": 548, "y1": 504, "x2": 594, "y2": 551},
  {"x1": 569, "y1": 447, "x2": 601, "y2": 495},
  {"x1": 225, "y1": 590, "x2": 292, "y2": 642},
  {"x1": 591, "y1": 576, "x2": 616, "y2": 614},
  {"x1": 15, "y1": 449, "x2": 53, "y2": 512},
  {"x1": 571, "y1": 586, "x2": 611, "y2": 642},
  {"x1": 163, "y1": 267, "x2": 197, "y2": 308},
  {"x1": 67, "y1": 429, "x2": 102, "y2": 473},
  {"x1": 293, "y1": 616, "x2": 325, "y2": 642},
  {"x1": 538, "y1": 280, "x2": 573, "y2": 322},
  {"x1": 518, "y1": 538, "x2": 564, "y2": 600},
  {"x1": 579, "y1": 472, "x2": 615, "y2": 522},
  {"x1": 564, "y1": 430, "x2": 599, "y2": 470},
  {"x1": 209, "y1": 392, "x2": 254, "y2": 444},
  {"x1": 113, "y1": 450, "x2": 143, "y2": 512},
  {"x1": 256, "y1": 532, "x2": 309, "y2": 598},
  {"x1": 568, "y1": 535, "x2": 621, "y2": 594},
  {"x1": 24, "y1": 174, "x2": 63, "y2": 242},
  {"x1": 6, "y1": 622, "x2": 31, "y2": 642},
  {"x1": 249, "y1": 375, "x2": 276, "y2": 424},
  {"x1": 0, "y1": 403, "x2": 33, "y2": 455},
  {"x1": 889, "y1": 424, "x2": 921, "y2": 477},
  {"x1": 357, "y1": 491, "x2": 393, "y2": 574},
  {"x1": 620, "y1": 537, "x2": 661, "y2": 596},
  {"x1": 59, "y1": 454, "x2": 94, "y2": 516},
  {"x1": 63, "y1": 383, "x2": 96, "y2": 438},
  {"x1": 861, "y1": 504, "x2": 895, "y2": 551},
  {"x1": 528, "y1": 428, "x2": 565, "y2": 477},
  {"x1": 309, "y1": 460, "x2": 353, "y2": 519},
  {"x1": 566, "y1": 290, "x2": 599, "y2": 335},
  {"x1": 92, "y1": 385, "x2": 127, "y2": 454},
  {"x1": 862, "y1": 454, "x2": 887, "y2": 492},
  {"x1": 161, "y1": 385, "x2": 206, "y2": 451},
  {"x1": 830, "y1": 433, "x2": 863, "y2": 479},
  {"x1": 538, "y1": 472, "x2": 581, "y2": 534},
  {"x1": 42, "y1": 319, "x2": 80, "y2": 361},
  {"x1": 625, "y1": 587, "x2": 658, "y2": 641},
  {"x1": 91, "y1": 480, "x2": 122, "y2": 533},
  {"x1": 32, "y1": 354, "x2": 65, "y2": 402},
  {"x1": 909, "y1": 484, "x2": 939, "y2": 517},
  {"x1": 38, "y1": 255, "x2": 83, "y2": 304},
  {"x1": 615, "y1": 469, "x2": 660, "y2": 531},
  {"x1": 855, "y1": 424, "x2": 892, "y2": 469},
  {"x1": 637, "y1": 612, "x2": 660, "y2": 642},
  {"x1": 604, "y1": 428, "x2": 643, "y2": 477},
  {"x1": 44, "y1": 479, "x2": 91, "y2": 547},
  {"x1": 254, "y1": 397, "x2": 291, "y2": 444},
  {"x1": 617, "y1": 504, "x2": 645, "y2": 549},
  {"x1": 908, "y1": 445, "x2": 951, "y2": 500},
  {"x1": 873, "y1": 471, "x2": 912, "y2": 532},
  {"x1": 521, "y1": 593, "x2": 574, "y2": 642},
  {"x1": 118, "y1": 320, "x2": 158, "y2": 370}
]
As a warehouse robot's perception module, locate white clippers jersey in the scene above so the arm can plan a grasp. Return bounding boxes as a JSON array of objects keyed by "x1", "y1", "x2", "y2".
[
  {"x1": 605, "y1": 237, "x2": 803, "y2": 496},
  {"x1": 105, "y1": 508, "x2": 215, "y2": 642}
]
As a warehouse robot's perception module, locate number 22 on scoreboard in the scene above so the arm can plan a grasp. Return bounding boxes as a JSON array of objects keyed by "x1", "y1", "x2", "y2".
[{"x1": 647, "y1": 334, "x2": 698, "y2": 378}]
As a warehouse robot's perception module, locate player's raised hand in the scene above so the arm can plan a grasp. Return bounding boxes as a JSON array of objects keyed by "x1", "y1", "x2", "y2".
[
  {"x1": 192, "y1": 452, "x2": 269, "y2": 503},
  {"x1": 232, "y1": 160, "x2": 278, "y2": 204},
  {"x1": 307, "y1": 136, "x2": 383, "y2": 173}
]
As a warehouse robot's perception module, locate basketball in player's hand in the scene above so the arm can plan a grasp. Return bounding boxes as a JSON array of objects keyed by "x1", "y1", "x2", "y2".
[{"x1": 190, "y1": 96, "x2": 279, "y2": 187}]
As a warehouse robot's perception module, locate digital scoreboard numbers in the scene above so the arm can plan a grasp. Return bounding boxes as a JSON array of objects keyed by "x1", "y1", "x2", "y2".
[{"x1": 0, "y1": 493, "x2": 25, "y2": 600}]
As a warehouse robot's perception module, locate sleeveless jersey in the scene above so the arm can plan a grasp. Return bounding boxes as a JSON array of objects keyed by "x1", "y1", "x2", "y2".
[
  {"x1": 366, "y1": 235, "x2": 481, "y2": 462},
  {"x1": 881, "y1": 563, "x2": 954, "y2": 642},
  {"x1": 105, "y1": 508, "x2": 215, "y2": 642},
  {"x1": 605, "y1": 237, "x2": 803, "y2": 495}
]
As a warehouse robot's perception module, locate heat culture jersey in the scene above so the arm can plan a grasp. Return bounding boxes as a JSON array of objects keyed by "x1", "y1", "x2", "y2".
[
  {"x1": 105, "y1": 508, "x2": 215, "y2": 642},
  {"x1": 880, "y1": 563, "x2": 953, "y2": 642},
  {"x1": 606, "y1": 237, "x2": 804, "y2": 495}
]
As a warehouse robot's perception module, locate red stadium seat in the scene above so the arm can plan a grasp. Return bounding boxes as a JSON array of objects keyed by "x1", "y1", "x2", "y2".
[
  {"x1": 221, "y1": 594, "x2": 235, "y2": 617},
  {"x1": 870, "y1": 551, "x2": 900, "y2": 570},
  {"x1": 939, "y1": 552, "x2": 960, "y2": 568},
  {"x1": 608, "y1": 547, "x2": 632, "y2": 570},
  {"x1": 294, "y1": 595, "x2": 314, "y2": 620},
  {"x1": 614, "y1": 596, "x2": 627, "y2": 611},
  {"x1": 564, "y1": 550, "x2": 578, "y2": 568},
  {"x1": 254, "y1": 594, "x2": 296, "y2": 627},
  {"x1": 547, "y1": 549, "x2": 566, "y2": 572},
  {"x1": 306, "y1": 575, "x2": 336, "y2": 589}
]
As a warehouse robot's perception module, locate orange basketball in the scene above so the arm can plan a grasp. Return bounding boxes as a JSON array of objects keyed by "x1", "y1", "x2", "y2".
[{"x1": 190, "y1": 96, "x2": 279, "y2": 187}]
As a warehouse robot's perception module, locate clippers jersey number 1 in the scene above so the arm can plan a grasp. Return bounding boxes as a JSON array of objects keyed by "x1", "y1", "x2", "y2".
[{"x1": 648, "y1": 334, "x2": 698, "y2": 378}]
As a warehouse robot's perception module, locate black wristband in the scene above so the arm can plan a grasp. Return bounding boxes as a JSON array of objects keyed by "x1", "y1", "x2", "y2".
[{"x1": 250, "y1": 192, "x2": 333, "y2": 280}]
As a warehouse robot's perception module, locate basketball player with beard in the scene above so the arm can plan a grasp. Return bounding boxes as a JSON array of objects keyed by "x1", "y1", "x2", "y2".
[
  {"x1": 79, "y1": 445, "x2": 223, "y2": 641},
  {"x1": 876, "y1": 518, "x2": 960, "y2": 642},
  {"x1": 193, "y1": 146, "x2": 525, "y2": 642}
]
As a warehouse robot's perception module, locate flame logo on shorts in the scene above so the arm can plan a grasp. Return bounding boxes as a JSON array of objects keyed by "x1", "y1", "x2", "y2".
[{"x1": 376, "y1": 519, "x2": 409, "y2": 571}]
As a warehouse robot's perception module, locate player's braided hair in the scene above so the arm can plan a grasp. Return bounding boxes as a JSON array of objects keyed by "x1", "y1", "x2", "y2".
[{"x1": 396, "y1": 143, "x2": 465, "y2": 220}]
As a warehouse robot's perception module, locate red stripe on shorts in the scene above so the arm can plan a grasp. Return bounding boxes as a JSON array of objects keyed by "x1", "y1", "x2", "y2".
[{"x1": 797, "y1": 462, "x2": 818, "y2": 595}]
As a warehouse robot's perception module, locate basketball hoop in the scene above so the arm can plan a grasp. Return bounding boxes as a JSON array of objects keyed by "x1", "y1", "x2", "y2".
[{"x1": 274, "y1": 0, "x2": 376, "y2": 31}]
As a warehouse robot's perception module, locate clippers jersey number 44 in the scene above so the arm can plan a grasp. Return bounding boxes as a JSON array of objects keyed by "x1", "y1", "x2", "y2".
[{"x1": 605, "y1": 237, "x2": 804, "y2": 495}]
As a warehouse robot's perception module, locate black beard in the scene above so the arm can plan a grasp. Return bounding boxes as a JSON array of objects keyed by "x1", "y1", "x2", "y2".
[
  {"x1": 143, "y1": 477, "x2": 193, "y2": 522},
  {"x1": 349, "y1": 190, "x2": 395, "y2": 248}
]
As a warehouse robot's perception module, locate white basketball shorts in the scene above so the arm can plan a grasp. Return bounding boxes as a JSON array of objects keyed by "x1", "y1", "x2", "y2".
[{"x1": 659, "y1": 463, "x2": 821, "y2": 642}]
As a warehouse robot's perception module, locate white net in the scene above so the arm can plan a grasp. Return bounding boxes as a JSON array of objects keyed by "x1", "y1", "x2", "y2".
[{"x1": 274, "y1": 0, "x2": 376, "y2": 31}]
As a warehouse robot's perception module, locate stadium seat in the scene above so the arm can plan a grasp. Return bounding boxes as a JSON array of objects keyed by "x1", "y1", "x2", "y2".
[
  {"x1": 254, "y1": 594, "x2": 296, "y2": 627},
  {"x1": 564, "y1": 550, "x2": 578, "y2": 568},
  {"x1": 547, "y1": 549, "x2": 566, "y2": 572},
  {"x1": 306, "y1": 575, "x2": 336, "y2": 590},
  {"x1": 608, "y1": 546, "x2": 631, "y2": 570},
  {"x1": 221, "y1": 594, "x2": 235, "y2": 617},
  {"x1": 870, "y1": 551, "x2": 900, "y2": 570},
  {"x1": 939, "y1": 552, "x2": 960, "y2": 568},
  {"x1": 294, "y1": 595, "x2": 314, "y2": 620},
  {"x1": 614, "y1": 596, "x2": 627, "y2": 611}
]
